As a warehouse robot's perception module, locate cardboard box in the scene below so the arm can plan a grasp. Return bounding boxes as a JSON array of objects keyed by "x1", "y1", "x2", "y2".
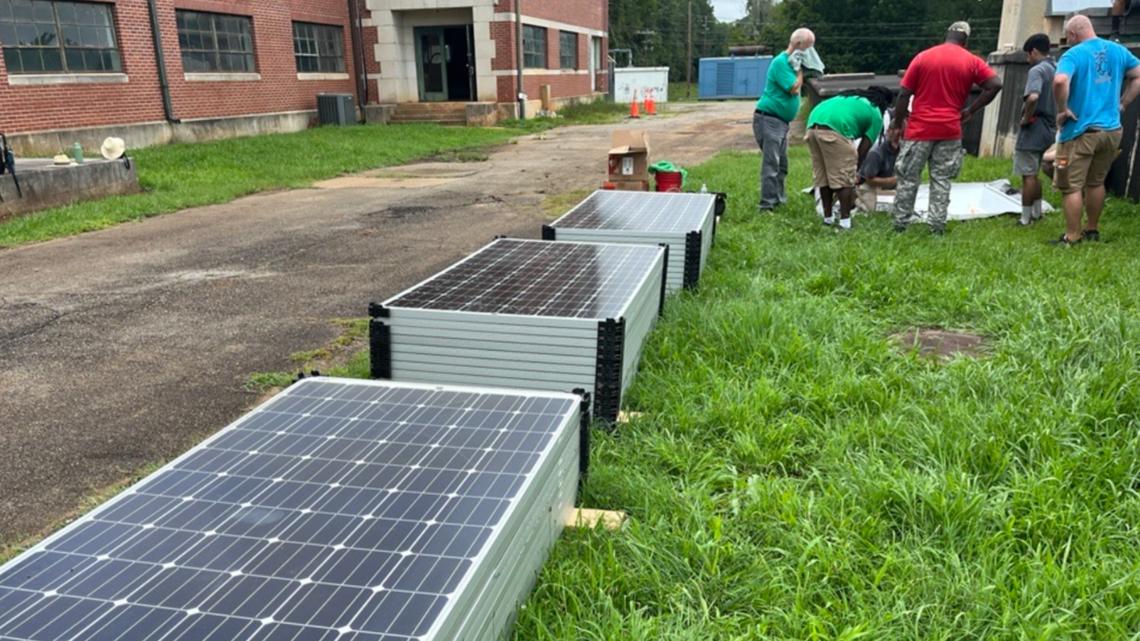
[
  {"x1": 608, "y1": 130, "x2": 650, "y2": 182},
  {"x1": 607, "y1": 179, "x2": 650, "y2": 192}
]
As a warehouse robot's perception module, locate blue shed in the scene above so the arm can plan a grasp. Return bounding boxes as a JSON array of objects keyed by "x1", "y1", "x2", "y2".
[{"x1": 698, "y1": 56, "x2": 773, "y2": 100}]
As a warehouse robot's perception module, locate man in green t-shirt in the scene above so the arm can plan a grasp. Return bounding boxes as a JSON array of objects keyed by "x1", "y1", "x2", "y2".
[
  {"x1": 754, "y1": 28, "x2": 815, "y2": 212},
  {"x1": 805, "y1": 87, "x2": 893, "y2": 229}
]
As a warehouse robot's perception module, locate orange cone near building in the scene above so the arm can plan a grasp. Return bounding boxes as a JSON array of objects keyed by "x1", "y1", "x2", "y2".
[
  {"x1": 629, "y1": 91, "x2": 641, "y2": 118},
  {"x1": 645, "y1": 90, "x2": 657, "y2": 116}
]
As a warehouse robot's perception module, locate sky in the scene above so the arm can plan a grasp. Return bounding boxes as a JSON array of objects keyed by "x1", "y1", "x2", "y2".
[{"x1": 711, "y1": 0, "x2": 747, "y2": 22}]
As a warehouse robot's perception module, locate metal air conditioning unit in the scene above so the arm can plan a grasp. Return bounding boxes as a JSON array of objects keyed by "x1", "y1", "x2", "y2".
[{"x1": 317, "y1": 93, "x2": 356, "y2": 126}]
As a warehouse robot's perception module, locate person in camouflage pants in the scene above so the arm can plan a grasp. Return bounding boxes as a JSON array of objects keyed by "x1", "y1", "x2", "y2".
[
  {"x1": 889, "y1": 21, "x2": 1002, "y2": 234},
  {"x1": 892, "y1": 140, "x2": 964, "y2": 231}
]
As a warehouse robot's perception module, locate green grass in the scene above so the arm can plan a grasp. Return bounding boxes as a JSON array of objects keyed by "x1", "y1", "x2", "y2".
[
  {"x1": 12, "y1": 143, "x2": 1140, "y2": 636},
  {"x1": 502, "y1": 99, "x2": 629, "y2": 133},
  {"x1": 669, "y1": 81, "x2": 702, "y2": 103},
  {"x1": 505, "y1": 147, "x2": 1140, "y2": 639},
  {"x1": 0, "y1": 124, "x2": 516, "y2": 248}
]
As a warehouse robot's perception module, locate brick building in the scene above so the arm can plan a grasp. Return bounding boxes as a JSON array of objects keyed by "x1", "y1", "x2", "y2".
[{"x1": 0, "y1": 0, "x2": 608, "y2": 153}]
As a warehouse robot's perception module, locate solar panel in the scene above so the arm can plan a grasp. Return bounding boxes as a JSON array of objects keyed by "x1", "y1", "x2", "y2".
[
  {"x1": 0, "y1": 378, "x2": 585, "y2": 641},
  {"x1": 371, "y1": 239, "x2": 667, "y2": 422},
  {"x1": 543, "y1": 191, "x2": 717, "y2": 293},
  {"x1": 548, "y1": 190, "x2": 715, "y2": 233},
  {"x1": 384, "y1": 238, "x2": 662, "y2": 320}
]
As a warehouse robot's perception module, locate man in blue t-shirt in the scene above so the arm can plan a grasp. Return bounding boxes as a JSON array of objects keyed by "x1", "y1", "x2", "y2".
[{"x1": 1052, "y1": 15, "x2": 1140, "y2": 245}]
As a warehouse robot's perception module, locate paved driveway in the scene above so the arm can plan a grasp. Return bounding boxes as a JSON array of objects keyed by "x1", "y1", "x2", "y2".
[{"x1": 0, "y1": 102, "x2": 757, "y2": 547}]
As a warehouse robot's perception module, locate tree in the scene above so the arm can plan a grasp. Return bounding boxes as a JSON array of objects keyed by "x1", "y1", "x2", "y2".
[
  {"x1": 758, "y1": 0, "x2": 1004, "y2": 74},
  {"x1": 609, "y1": 0, "x2": 731, "y2": 81},
  {"x1": 737, "y1": 0, "x2": 775, "y2": 43}
]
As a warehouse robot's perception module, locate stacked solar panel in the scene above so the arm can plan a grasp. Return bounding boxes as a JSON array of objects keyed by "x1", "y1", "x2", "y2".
[
  {"x1": 544, "y1": 191, "x2": 718, "y2": 294},
  {"x1": 370, "y1": 239, "x2": 667, "y2": 422},
  {"x1": 0, "y1": 379, "x2": 585, "y2": 641}
]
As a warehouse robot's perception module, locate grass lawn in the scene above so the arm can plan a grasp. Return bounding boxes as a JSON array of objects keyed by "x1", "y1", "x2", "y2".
[
  {"x1": 0, "y1": 100, "x2": 638, "y2": 249},
  {"x1": 0, "y1": 124, "x2": 517, "y2": 248},
  {"x1": 502, "y1": 99, "x2": 630, "y2": 133},
  {"x1": 505, "y1": 147, "x2": 1140, "y2": 639},
  {"x1": 10, "y1": 141, "x2": 1140, "y2": 636},
  {"x1": 669, "y1": 81, "x2": 702, "y2": 103}
]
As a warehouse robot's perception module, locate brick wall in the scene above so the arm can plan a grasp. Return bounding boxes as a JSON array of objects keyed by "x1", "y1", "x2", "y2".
[
  {"x1": 0, "y1": 0, "x2": 362, "y2": 135},
  {"x1": 499, "y1": 0, "x2": 606, "y2": 33},
  {"x1": 0, "y1": 0, "x2": 609, "y2": 137},
  {"x1": 488, "y1": 0, "x2": 608, "y2": 104},
  {"x1": 496, "y1": 73, "x2": 593, "y2": 104}
]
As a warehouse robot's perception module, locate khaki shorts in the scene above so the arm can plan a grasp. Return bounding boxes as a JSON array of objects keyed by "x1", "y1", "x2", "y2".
[
  {"x1": 806, "y1": 127, "x2": 858, "y2": 189},
  {"x1": 1058, "y1": 129, "x2": 1123, "y2": 195}
]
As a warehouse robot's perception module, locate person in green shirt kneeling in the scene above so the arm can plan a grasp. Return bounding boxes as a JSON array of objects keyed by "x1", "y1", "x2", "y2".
[{"x1": 805, "y1": 87, "x2": 894, "y2": 229}]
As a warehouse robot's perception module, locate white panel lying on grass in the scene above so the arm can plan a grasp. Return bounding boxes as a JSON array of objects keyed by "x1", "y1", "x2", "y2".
[{"x1": 811, "y1": 180, "x2": 1056, "y2": 221}]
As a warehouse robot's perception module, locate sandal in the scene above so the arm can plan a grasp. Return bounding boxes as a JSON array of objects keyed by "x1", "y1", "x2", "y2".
[{"x1": 1049, "y1": 234, "x2": 1081, "y2": 247}]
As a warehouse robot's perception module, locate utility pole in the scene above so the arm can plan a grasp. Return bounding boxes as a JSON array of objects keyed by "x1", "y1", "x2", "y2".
[
  {"x1": 686, "y1": 0, "x2": 693, "y2": 99},
  {"x1": 516, "y1": 0, "x2": 525, "y2": 120}
]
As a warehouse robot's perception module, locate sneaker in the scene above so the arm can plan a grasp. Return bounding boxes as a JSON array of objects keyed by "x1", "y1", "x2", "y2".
[
  {"x1": 1049, "y1": 234, "x2": 1081, "y2": 247},
  {"x1": 893, "y1": 224, "x2": 908, "y2": 234},
  {"x1": 1083, "y1": 229, "x2": 1101, "y2": 242},
  {"x1": 823, "y1": 216, "x2": 836, "y2": 226}
]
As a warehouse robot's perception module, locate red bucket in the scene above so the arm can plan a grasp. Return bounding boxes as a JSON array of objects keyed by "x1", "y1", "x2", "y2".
[{"x1": 654, "y1": 171, "x2": 683, "y2": 192}]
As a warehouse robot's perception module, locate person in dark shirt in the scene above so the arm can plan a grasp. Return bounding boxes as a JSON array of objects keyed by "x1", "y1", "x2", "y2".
[
  {"x1": 1014, "y1": 33, "x2": 1057, "y2": 226},
  {"x1": 856, "y1": 127, "x2": 899, "y2": 212}
]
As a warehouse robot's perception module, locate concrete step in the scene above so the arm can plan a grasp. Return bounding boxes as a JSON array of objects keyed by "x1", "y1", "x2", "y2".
[{"x1": 395, "y1": 103, "x2": 469, "y2": 115}]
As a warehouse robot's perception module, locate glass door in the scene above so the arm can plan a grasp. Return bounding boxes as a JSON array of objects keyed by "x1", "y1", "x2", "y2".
[{"x1": 415, "y1": 27, "x2": 448, "y2": 101}]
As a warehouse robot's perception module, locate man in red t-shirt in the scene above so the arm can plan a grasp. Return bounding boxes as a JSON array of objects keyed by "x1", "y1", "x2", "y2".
[{"x1": 889, "y1": 22, "x2": 1003, "y2": 234}]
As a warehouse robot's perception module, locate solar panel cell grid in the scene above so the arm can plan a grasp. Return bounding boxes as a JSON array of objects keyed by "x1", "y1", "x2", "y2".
[
  {"x1": 553, "y1": 191, "x2": 715, "y2": 233},
  {"x1": 0, "y1": 379, "x2": 579, "y2": 641},
  {"x1": 385, "y1": 239, "x2": 661, "y2": 319}
]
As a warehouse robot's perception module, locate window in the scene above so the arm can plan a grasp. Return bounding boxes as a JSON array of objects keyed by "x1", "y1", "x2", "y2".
[
  {"x1": 293, "y1": 22, "x2": 344, "y2": 74},
  {"x1": 176, "y1": 10, "x2": 255, "y2": 73},
  {"x1": 559, "y1": 31, "x2": 578, "y2": 70},
  {"x1": 0, "y1": 0, "x2": 121, "y2": 74},
  {"x1": 523, "y1": 24, "x2": 545, "y2": 69}
]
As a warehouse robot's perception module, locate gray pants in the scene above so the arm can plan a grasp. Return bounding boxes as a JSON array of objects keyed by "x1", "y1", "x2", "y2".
[
  {"x1": 753, "y1": 112, "x2": 789, "y2": 210},
  {"x1": 893, "y1": 139, "x2": 965, "y2": 232}
]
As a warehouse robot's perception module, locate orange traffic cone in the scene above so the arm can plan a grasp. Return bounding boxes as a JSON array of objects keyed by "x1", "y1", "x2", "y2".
[
  {"x1": 645, "y1": 90, "x2": 657, "y2": 116},
  {"x1": 629, "y1": 91, "x2": 641, "y2": 119}
]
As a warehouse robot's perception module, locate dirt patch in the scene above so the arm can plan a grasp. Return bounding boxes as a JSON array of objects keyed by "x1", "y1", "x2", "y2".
[
  {"x1": 369, "y1": 205, "x2": 436, "y2": 220},
  {"x1": 892, "y1": 327, "x2": 990, "y2": 361},
  {"x1": 426, "y1": 149, "x2": 491, "y2": 163},
  {"x1": 313, "y1": 176, "x2": 458, "y2": 190}
]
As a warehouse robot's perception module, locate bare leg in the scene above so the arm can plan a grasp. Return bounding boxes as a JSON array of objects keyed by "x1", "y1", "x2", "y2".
[
  {"x1": 1023, "y1": 174, "x2": 1040, "y2": 208},
  {"x1": 837, "y1": 187, "x2": 854, "y2": 220},
  {"x1": 1086, "y1": 185, "x2": 1107, "y2": 231},
  {"x1": 1063, "y1": 191, "x2": 1084, "y2": 241},
  {"x1": 820, "y1": 187, "x2": 834, "y2": 219}
]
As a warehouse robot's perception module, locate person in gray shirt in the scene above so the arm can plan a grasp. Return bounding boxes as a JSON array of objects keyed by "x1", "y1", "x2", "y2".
[{"x1": 1014, "y1": 33, "x2": 1057, "y2": 226}]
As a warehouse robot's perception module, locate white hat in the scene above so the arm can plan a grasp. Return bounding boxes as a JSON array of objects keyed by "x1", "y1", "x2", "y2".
[
  {"x1": 100, "y1": 137, "x2": 126, "y2": 160},
  {"x1": 948, "y1": 21, "x2": 971, "y2": 37}
]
